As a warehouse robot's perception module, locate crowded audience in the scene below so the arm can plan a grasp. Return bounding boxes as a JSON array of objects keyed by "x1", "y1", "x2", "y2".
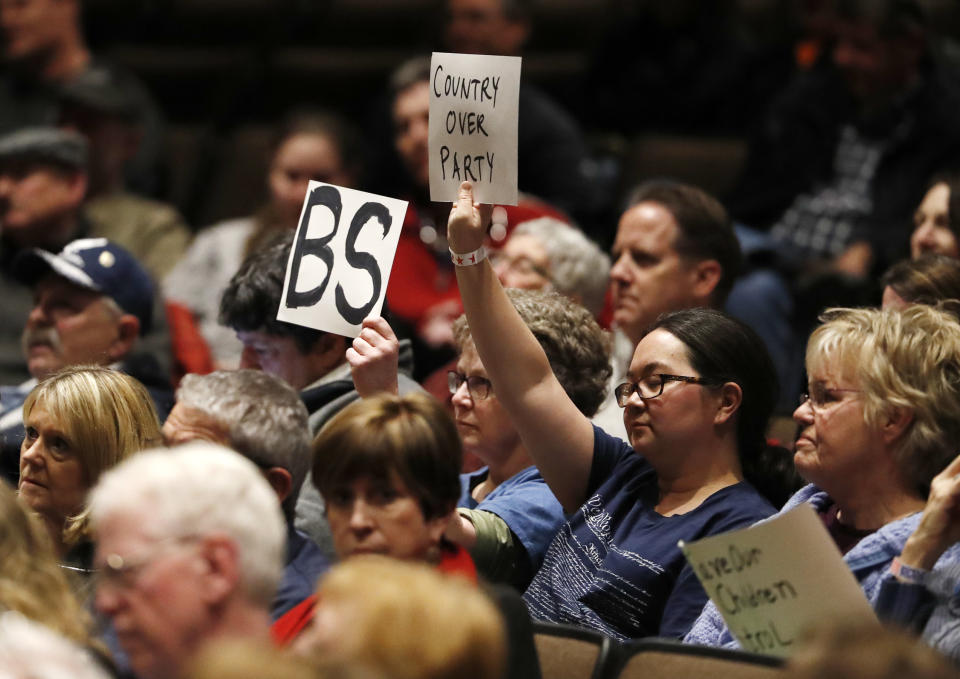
[{"x1": 6, "y1": 0, "x2": 960, "y2": 676}]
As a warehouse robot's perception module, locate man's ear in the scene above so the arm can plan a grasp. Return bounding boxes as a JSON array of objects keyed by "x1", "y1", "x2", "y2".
[
  {"x1": 108, "y1": 313, "x2": 140, "y2": 361},
  {"x1": 881, "y1": 406, "x2": 915, "y2": 446},
  {"x1": 196, "y1": 535, "x2": 241, "y2": 605},
  {"x1": 263, "y1": 466, "x2": 293, "y2": 505},
  {"x1": 66, "y1": 169, "x2": 88, "y2": 204},
  {"x1": 714, "y1": 382, "x2": 743, "y2": 426},
  {"x1": 691, "y1": 259, "x2": 723, "y2": 303}
]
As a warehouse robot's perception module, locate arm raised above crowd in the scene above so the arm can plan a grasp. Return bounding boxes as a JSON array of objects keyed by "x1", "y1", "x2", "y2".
[{"x1": 448, "y1": 182, "x2": 595, "y2": 512}]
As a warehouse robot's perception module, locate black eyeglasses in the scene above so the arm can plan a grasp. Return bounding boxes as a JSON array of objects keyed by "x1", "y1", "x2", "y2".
[
  {"x1": 615, "y1": 374, "x2": 713, "y2": 408},
  {"x1": 447, "y1": 371, "x2": 493, "y2": 401}
]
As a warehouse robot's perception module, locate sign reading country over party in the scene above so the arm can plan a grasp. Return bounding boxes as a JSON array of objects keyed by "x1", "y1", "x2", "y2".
[
  {"x1": 680, "y1": 504, "x2": 878, "y2": 658},
  {"x1": 429, "y1": 51, "x2": 521, "y2": 205},
  {"x1": 278, "y1": 181, "x2": 408, "y2": 337}
]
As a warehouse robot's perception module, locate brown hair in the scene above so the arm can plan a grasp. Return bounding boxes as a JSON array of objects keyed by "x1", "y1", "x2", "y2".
[
  {"x1": 312, "y1": 393, "x2": 461, "y2": 521},
  {"x1": 881, "y1": 254, "x2": 960, "y2": 306}
]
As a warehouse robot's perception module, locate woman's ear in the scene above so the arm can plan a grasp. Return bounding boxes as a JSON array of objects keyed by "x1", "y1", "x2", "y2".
[
  {"x1": 714, "y1": 382, "x2": 743, "y2": 426},
  {"x1": 881, "y1": 406, "x2": 915, "y2": 446}
]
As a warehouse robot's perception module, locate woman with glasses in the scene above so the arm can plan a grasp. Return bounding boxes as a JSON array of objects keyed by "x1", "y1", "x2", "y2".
[
  {"x1": 446, "y1": 287, "x2": 610, "y2": 590},
  {"x1": 686, "y1": 304, "x2": 960, "y2": 648},
  {"x1": 445, "y1": 183, "x2": 778, "y2": 640}
]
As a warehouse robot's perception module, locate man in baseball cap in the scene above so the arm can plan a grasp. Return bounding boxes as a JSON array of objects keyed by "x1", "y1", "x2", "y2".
[{"x1": 0, "y1": 238, "x2": 173, "y2": 484}]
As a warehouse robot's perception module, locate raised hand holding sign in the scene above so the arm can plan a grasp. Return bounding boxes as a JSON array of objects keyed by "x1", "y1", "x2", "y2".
[
  {"x1": 429, "y1": 52, "x2": 521, "y2": 205},
  {"x1": 277, "y1": 181, "x2": 408, "y2": 337}
]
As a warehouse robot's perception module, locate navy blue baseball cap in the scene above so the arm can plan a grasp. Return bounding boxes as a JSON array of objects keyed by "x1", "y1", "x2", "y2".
[{"x1": 14, "y1": 238, "x2": 154, "y2": 334}]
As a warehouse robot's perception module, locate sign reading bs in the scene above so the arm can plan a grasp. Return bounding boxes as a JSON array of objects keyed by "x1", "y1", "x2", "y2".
[{"x1": 277, "y1": 181, "x2": 408, "y2": 337}]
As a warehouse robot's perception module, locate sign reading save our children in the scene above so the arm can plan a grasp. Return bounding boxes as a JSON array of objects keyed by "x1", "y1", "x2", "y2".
[
  {"x1": 277, "y1": 181, "x2": 408, "y2": 337},
  {"x1": 679, "y1": 505, "x2": 879, "y2": 658},
  {"x1": 429, "y1": 52, "x2": 522, "y2": 205}
]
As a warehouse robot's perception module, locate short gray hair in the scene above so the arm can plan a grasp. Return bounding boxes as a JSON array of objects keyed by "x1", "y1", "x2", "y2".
[
  {"x1": 89, "y1": 443, "x2": 286, "y2": 607},
  {"x1": 175, "y1": 370, "x2": 311, "y2": 520},
  {"x1": 511, "y1": 218, "x2": 611, "y2": 315}
]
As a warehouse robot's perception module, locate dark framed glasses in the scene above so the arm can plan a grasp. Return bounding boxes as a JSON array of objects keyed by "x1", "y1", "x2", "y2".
[{"x1": 615, "y1": 374, "x2": 713, "y2": 407}]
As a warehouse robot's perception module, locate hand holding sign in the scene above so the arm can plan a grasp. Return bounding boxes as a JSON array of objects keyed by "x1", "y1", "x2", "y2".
[
  {"x1": 680, "y1": 505, "x2": 878, "y2": 658},
  {"x1": 448, "y1": 182, "x2": 493, "y2": 255},
  {"x1": 346, "y1": 316, "x2": 400, "y2": 398},
  {"x1": 430, "y1": 52, "x2": 521, "y2": 205},
  {"x1": 277, "y1": 181, "x2": 408, "y2": 337}
]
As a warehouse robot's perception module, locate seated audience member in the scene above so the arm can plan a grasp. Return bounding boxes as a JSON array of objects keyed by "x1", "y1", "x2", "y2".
[
  {"x1": 0, "y1": 128, "x2": 173, "y2": 385},
  {"x1": 161, "y1": 370, "x2": 332, "y2": 614},
  {"x1": 0, "y1": 238, "x2": 173, "y2": 481},
  {"x1": 728, "y1": 0, "x2": 960, "y2": 277},
  {"x1": 272, "y1": 392, "x2": 466, "y2": 643},
  {"x1": 349, "y1": 289, "x2": 610, "y2": 589},
  {"x1": 445, "y1": 183, "x2": 778, "y2": 640},
  {"x1": 18, "y1": 366, "x2": 161, "y2": 567},
  {"x1": 491, "y1": 217, "x2": 611, "y2": 319},
  {"x1": 910, "y1": 174, "x2": 960, "y2": 260},
  {"x1": 881, "y1": 255, "x2": 960, "y2": 309},
  {"x1": 686, "y1": 305, "x2": 960, "y2": 649},
  {"x1": 165, "y1": 109, "x2": 363, "y2": 368},
  {"x1": 296, "y1": 557, "x2": 506, "y2": 679},
  {"x1": 872, "y1": 453, "x2": 960, "y2": 664},
  {"x1": 0, "y1": 480, "x2": 97, "y2": 650},
  {"x1": 0, "y1": 613, "x2": 112, "y2": 679},
  {"x1": 0, "y1": 0, "x2": 165, "y2": 195},
  {"x1": 786, "y1": 622, "x2": 959, "y2": 679},
  {"x1": 449, "y1": 289, "x2": 608, "y2": 589},
  {"x1": 91, "y1": 443, "x2": 285, "y2": 679},
  {"x1": 58, "y1": 66, "x2": 191, "y2": 282}
]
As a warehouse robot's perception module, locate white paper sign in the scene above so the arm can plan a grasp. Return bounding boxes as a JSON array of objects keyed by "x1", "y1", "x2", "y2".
[
  {"x1": 277, "y1": 181, "x2": 408, "y2": 337},
  {"x1": 680, "y1": 505, "x2": 878, "y2": 658},
  {"x1": 429, "y1": 51, "x2": 521, "y2": 205}
]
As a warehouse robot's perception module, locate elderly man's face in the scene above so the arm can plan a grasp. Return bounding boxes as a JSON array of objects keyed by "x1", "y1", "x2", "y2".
[
  {"x1": 0, "y1": 160, "x2": 85, "y2": 239},
  {"x1": 94, "y1": 512, "x2": 210, "y2": 679},
  {"x1": 22, "y1": 274, "x2": 127, "y2": 380}
]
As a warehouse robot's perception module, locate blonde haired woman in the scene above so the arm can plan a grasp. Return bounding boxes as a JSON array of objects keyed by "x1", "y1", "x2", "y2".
[
  {"x1": 18, "y1": 365, "x2": 161, "y2": 567},
  {"x1": 687, "y1": 305, "x2": 960, "y2": 648}
]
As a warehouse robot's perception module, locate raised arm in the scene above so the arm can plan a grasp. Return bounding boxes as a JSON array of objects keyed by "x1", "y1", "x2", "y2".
[{"x1": 448, "y1": 182, "x2": 596, "y2": 511}]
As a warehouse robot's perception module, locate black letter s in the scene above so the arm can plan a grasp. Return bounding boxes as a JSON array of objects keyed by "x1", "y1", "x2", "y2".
[{"x1": 335, "y1": 201, "x2": 392, "y2": 324}]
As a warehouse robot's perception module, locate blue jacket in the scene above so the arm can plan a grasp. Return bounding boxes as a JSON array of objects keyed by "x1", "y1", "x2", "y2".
[{"x1": 684, "y1": 484, "x2": 921, "y2": 649}]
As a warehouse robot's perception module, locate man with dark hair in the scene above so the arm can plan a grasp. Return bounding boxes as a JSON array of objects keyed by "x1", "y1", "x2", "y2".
[
  {"x1": 219, "y1": 233, "x2": 421, "y2": 546},
  {"x1": 593, "y1": 180, "x2": 743, "y2": 438}
]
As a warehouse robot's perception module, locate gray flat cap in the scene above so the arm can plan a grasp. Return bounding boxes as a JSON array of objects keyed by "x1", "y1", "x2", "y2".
[{"x1": 0, "y1": 127, "x2": 88, "y2": 170}]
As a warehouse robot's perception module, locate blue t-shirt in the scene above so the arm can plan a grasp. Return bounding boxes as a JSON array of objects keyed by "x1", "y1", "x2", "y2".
[
  {"x1": 459, "y1": 465, "x2": 565, "y2": 573},
  {"x1": 523, "y1": 426, "x2": 776, "y2": 641}
]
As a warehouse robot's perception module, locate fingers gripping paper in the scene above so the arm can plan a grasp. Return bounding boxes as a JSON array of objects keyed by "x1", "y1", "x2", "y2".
[
  {"x1": 277, "y1": 181, "x2": 408, "y2": 337},
  {"x1": 680, "y1": 505, "x2": 878, "y2": 658},
  {"x1": 429, "y1": 52, "x2": 521, "y2": 205}
]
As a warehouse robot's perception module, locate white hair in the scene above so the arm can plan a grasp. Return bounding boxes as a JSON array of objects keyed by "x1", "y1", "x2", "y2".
[
  {"x1": 88, "y1": 442, "x2": 285, "y2": 606},
  {"x1": 0, "y1": 612, "x2": 110, "y2": 679},
  {"x1": 511, "y1": 217, "x2": 611, "y2": 316}
]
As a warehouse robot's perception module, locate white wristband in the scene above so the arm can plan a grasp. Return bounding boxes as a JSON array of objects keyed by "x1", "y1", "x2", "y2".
[{"x1": 450, "y1": 245, "x2": 487, "y2": 267}]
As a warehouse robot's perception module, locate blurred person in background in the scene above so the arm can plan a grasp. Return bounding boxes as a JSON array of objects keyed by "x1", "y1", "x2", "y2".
[{"x1": 165, "y1": 109, "x2": 363, "y2": 368}]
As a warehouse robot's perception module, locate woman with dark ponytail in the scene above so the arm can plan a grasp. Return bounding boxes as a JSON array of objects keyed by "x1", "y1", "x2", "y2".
[{"x1": 446, "y1": 183, "x2": 780, "y2": 642}]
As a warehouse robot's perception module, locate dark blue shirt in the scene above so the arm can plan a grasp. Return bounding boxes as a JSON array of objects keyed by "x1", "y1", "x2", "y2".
[{"x1": 523, "y1": 426, "x2": 776, "y2": 641}]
